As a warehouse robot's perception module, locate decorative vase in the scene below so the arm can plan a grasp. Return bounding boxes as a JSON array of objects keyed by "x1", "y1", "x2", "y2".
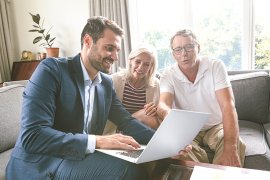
[{"x1": 46, "y1": 47, "x2": 59, "y2": 58}]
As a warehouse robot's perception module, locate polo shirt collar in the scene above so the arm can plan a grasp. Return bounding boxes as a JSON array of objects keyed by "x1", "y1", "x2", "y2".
[{"x1": 173, "y1": 57, "x2": 210, "y2": 84}]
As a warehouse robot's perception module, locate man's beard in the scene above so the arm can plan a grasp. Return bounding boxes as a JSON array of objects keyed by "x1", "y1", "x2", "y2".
[
  {"x1": 90, "y1": 58, "x2": 104, "y2": 72},
  {"x1": 87, "y1": 46, "x2": 112, "y2": 74},
  {"x1": 89, "y1": 57, "x2": 113, "y2": 74}
]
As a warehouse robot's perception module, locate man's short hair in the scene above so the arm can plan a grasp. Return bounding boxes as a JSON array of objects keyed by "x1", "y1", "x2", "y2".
[
  {"x1": 81, "y1": 16, "x2": 124, "y2": 48},
  {"x1": 170, "y1": 29, "x2": 199, "y2": 49}
]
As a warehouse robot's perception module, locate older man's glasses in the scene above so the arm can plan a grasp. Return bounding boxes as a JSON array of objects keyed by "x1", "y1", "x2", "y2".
[{"x1": 172, "y1": 44, "x2": 195, "y2": 55}]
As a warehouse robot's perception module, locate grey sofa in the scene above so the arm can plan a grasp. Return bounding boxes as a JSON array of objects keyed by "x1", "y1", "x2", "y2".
[
  {"x1": 1, "y1": 71, "x2": 270, "y2": 179},
  {"x1": 0, "y1": 84, "x2": 24, "y2": 180}
]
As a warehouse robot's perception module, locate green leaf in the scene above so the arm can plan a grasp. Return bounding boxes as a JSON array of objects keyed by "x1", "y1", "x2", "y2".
[
  {"x1": 38, "y1": 29, "x2": 45, "y2": 33},
  {"x1": 33, "y1": 25, "x2": 39, "y2": 28},
  {"x1": 29, "y1": 12, "x2": 40, "y2": 24},
  {"x1": 36, "y1": 14, "x2": 40, "y2": 22},
  {"x1": 49, "y1": 37, "x2": 56, "y2": 43},
  {"x1": 33, "y1": 15, "x2": 39, "y2": 24},
  {"x1": 45, "y1": 34, "x2": 50, "y2": 41},
  {"x1": 29, "y1": 29, "x2": 39, "y2": 32},
  {"x1": 33, "y1": 36, "x2": 43, "y2": 44}
]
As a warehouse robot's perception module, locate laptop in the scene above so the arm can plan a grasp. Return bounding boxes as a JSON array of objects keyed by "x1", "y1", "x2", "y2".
[{"x1": 96, "y1": 109, "x2": 210, "y2": 164}]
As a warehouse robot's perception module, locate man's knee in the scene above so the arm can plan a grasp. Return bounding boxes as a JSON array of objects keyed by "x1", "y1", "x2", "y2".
[{"x1": 121, "y1": 163, "x2": 148, "y2": 180}]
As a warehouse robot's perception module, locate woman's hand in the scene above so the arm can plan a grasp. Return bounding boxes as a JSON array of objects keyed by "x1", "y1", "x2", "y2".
[{"x1": 144, "y1": 102, "x2": 157, "y2": 116}]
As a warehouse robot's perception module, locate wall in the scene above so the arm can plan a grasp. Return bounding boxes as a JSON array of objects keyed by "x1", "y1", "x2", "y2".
[{"x1": 9, "y1": 0, "x2": 89, "y2": 60}]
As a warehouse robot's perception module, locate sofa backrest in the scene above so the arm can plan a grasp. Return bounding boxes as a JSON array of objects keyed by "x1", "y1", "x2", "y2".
[
  {"x1": 230, "y1": 72, "x2": 270, "y2": 124},
  {"x1": 3, "y1": 80, "x2": 28, "y2": 87},
  {"x1": 0, "y1": 84, "x2": 24, "y2": 153},
  {"x1": 228, "y1": 69, "x2": 270, "y2": 75}
]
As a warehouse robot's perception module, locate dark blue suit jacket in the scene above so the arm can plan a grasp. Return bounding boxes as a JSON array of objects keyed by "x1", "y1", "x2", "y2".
[{"x1": 6, "y1": 54, "x2": 154, "y2": 179}]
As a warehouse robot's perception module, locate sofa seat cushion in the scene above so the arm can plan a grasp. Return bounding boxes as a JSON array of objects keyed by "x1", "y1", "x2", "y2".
[
  {"x1": 239, "y1": 120, "x2": 267, "y2": 156},
  {"x1": 264, "y1": 123, "x2": 270, "y2": 147},
  {"x1": 0, "y1": 148, "x2": 13, "y2": 180},
  {"x1": 0, "y1": 85, "x2": 24, "y2": 152}
]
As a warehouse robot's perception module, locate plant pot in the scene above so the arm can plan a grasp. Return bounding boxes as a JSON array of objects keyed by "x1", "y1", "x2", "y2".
[{"x1": 46, "y1": 47, "x2": 59, "y2": 58}]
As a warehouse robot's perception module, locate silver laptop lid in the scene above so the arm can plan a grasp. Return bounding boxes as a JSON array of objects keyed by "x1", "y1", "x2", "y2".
[{"x1": 137, "y1": 109, "x2": 210, "y2": 163}]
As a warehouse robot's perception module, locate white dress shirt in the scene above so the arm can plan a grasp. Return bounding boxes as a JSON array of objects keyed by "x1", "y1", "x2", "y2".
[{"x1": 80, "y1": 59, "x2": 102, "y2": 153}]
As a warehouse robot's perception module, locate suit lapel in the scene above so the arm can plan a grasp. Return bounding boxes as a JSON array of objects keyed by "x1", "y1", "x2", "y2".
[
  {"x1": 68, "y1": 56, "x2": 108, "y2": 134},
  {"x1": 68, "y1": 54, "x2": 85, "y2": 109},
  {"x1": 94, "y1": 84, "x2": 105, "y2": 134}
]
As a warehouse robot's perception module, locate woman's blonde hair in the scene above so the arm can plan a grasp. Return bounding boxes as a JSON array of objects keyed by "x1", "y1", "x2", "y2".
[{"x1": 119, "y1": 44, "x2": 158, "y2": 86}]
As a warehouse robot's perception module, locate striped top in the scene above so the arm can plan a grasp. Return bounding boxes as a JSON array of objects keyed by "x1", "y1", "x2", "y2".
[{"x1": 122, "y1": 81, "x2": 146, "y2": 114}]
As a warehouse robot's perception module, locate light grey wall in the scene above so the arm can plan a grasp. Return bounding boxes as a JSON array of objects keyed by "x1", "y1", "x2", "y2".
[{"x1": 9, "y1": 0, "x2": 89, "y2": 60}]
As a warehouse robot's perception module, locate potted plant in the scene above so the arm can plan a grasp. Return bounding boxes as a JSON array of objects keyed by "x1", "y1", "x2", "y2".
[{"x1": 29, "y1": 13, "x2": 59, "y2": 58}]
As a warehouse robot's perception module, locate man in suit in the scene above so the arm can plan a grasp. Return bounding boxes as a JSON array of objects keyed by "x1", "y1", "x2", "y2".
[{"x1": 6, "y1": 16, "x2": 156, "y2": 179}]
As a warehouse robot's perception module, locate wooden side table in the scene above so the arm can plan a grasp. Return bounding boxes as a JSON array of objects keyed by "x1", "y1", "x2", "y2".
[{"x1": 11, "y1": 60, "x2": 41, "y2": 81}]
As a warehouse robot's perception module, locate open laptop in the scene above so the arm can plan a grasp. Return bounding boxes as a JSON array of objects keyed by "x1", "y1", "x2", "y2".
[{"x1": 96, "y1": 109, "x2": 210, "y2": 164}]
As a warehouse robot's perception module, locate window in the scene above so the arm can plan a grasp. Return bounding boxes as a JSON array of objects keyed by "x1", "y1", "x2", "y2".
[
  {"x1": 254, "y1": 0, "x2": 270, "y2": 69},
  {"x1": 192, "y1": 0, "x2": 243, "y2": 70},
  {"x1": 130, "y1": 0, "x2": 270, "y2": 72}
]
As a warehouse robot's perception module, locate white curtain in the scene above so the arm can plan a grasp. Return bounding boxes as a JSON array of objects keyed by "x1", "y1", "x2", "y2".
[
  {"x1": 0, "y1": 0, "x2": 15, "y2": 82},
  {"x1": 89, "y1": 0, "x2": 131, "y2": 73}
]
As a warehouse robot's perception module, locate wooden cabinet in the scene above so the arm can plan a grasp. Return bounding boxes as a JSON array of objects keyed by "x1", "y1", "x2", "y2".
[{"x1": 11, "y1": 60, "x2": 41, "y2": 81}]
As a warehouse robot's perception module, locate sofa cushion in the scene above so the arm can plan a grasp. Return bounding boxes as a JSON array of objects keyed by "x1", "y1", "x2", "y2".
[
  {"x1": 239, "y1": 120, "x2": 267, "y2": 156},
  {"x1": 264, "y1": 123, "x2": 270, "y2": 147},
  {"x1": 230, "y1": 72, "x2": 270, "y2": 124},
  {"x1": 0, "y1": 84, "x2": 24, "y2": 153},
  {"x1": 228, "y1": 69, "x2": 270, "y2": 75},
  {"x1": 244, "y1": 145, "x2": 270, "y2": 171}
]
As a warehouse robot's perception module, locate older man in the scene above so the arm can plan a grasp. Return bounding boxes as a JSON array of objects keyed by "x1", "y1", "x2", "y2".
[{"x1": 157, "y1": 29, "x2": 246, "y2": 167}]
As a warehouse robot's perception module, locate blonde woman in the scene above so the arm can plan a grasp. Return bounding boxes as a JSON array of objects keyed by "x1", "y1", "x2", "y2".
[{"x1": 104, "y1": 44, "x2": 160, "y2": 134}]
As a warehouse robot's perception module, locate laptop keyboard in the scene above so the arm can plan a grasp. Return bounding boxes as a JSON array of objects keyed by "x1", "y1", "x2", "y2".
[{"x1": 117, "y1": 149, "x2": 144, "y2": 159}]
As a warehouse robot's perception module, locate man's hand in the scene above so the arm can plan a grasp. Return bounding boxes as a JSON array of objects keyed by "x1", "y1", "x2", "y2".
[
  {"x1": 215, "y1": 149, "x2": 241, "y2": 167},
  {"x1": 171, "y1": 145, "x2": 192, "y2": 160},
  {"x1": 95, "y1": 134, "x2": 141, "y2": 150}
]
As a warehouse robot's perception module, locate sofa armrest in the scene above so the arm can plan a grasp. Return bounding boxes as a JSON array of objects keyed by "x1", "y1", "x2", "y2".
[
  {"x1": 3, "y1": 80, "x2": 28, "y2": 87},
  {"x1": 0, "y1": 84, "x2": 24, "y2": 153}
]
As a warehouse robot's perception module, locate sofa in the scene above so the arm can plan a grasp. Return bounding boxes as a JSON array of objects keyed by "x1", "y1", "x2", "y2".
[
  {"x1": 1, "y1": 71, "x2": 270, "y2": 179},
  {"x1": 228, "y1": 70, "x2": 270, "y2": 170}
]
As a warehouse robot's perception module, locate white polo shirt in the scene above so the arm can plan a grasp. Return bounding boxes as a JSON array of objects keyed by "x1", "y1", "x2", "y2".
[{"x1": 160, "y1": 57, "x2": 231, "y2": 131}]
